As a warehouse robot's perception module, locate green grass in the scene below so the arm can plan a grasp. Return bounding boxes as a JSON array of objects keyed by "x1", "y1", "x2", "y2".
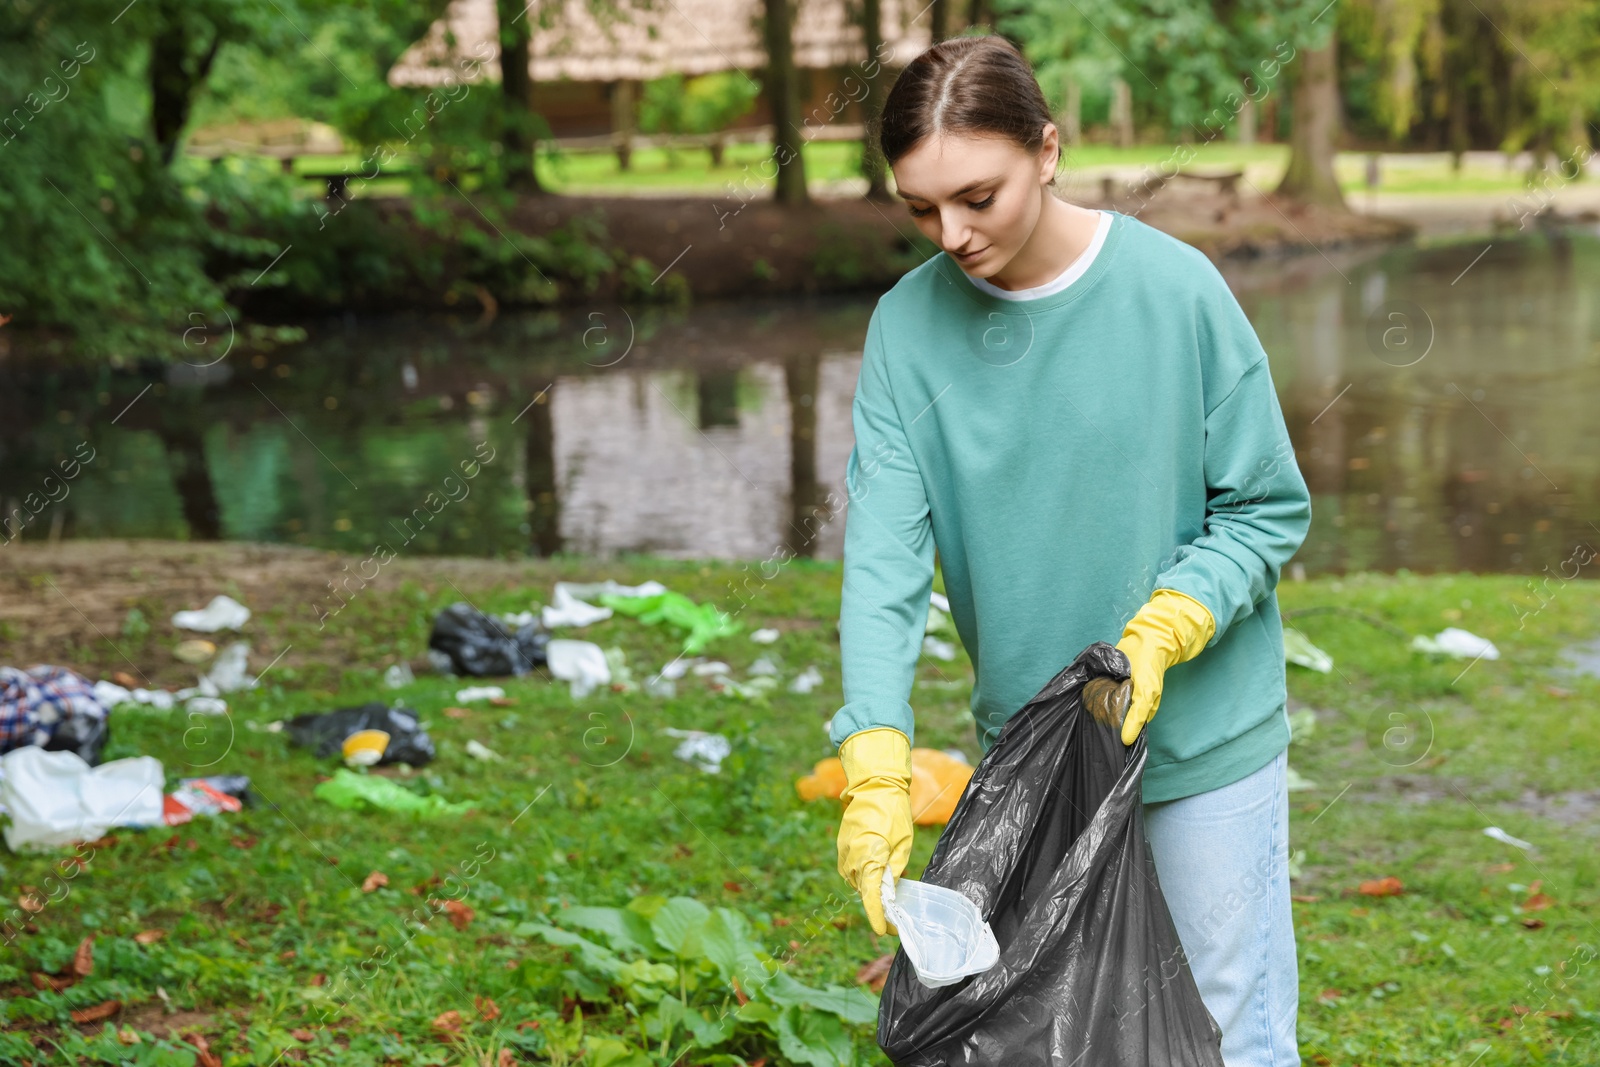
[{"x1": 2, "y1": 560, "x2": 1597, "y2": 1065}]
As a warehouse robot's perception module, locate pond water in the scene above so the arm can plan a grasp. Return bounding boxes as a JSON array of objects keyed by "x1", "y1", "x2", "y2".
[{"x1": 3, "y1": 225, "x2": 1598, "y2": 576}]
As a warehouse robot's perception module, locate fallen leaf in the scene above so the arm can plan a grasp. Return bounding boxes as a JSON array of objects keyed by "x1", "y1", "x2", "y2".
[
  {"x1": 18, "y1": 890, "x2": 45, "y2": 914},
  {"x1": 117, "y1": 1027, "x2": 141, "y2": 1045},
  {"x1": 362, "y1": 871, "x2": 389, "y2": 893},
  {"x1": 1357, "y1": 876, "x2": 1404, "y2": 897},
  {"x1": 112, "y1": 671, "x2": 138, "y2": 688},
  {"x1": 134, "y1": 929, "x2": 166, "y2": 945},
  {"x1": 723, "y1": 881, "x2": 742, "y2": 893},
  {"x1": 310, "y1": 973, "x2": 326, "y2": 987},
  {"x1": 1485, "y1": 862, "x2": 1515, "y2": 874},
  {"x1": 516, "y1": 1020, "x2": 541, "y2": 1032},
  {"x1": 1520, "y1": 918, "x2": 1547, "y2": 929},
  {"x1": 432, "y1": 1010, "x2": 464, "y2": 1034},
  {"x1": 72, "y1": 936, "x2": 95, "y2": 977},
  {"x1": 731, "y1": 978, "x2": 749, "y2": 1006},
  {"x1": 1511, "y1": 1004, "x2": 1532, "y2": 1016},
  {"x1": 291, "y1": 1028, "x2": 315, "y2": 1042},
  {"x1": 856, "y1": 953, "x2": 894, "y2": 993},
  {"x1": 1291, "y1": 894, "x2": 1321, "y2": 903},
  {"x1": 773, "y1": 917, "x2": 790, "y2": 927},
  {"x1": 279, "y1": 950, "x2": 297, "y2": 961},
  {"x1": 497, "y1": 1050, "x2": 517, "y2": 1067},
  {"x1": 489, "y1": 696, "x2": 516, "y2": 707},
  {"x1": 1316, "y1": 988, "x2": 1342, "y2": 1005},
  {"x1": 32, "y1": 972, "x2": 75, "y2": 992},
  {"x1": 1523, "y1": 893, "x2": 1554, "y2": 912},
  {"x1": 443, "y1": 899, "x2": 475, "y2": 930},
  {"x1": 255, "y1": 902, "x2": 284, "y2": 924},
  {"x1": 443, "y1": 706, "x2": 472, "y2": 719},
  {"x1": 184, "y1": 1032, "x2": 222, "y2": 1067},
  {"x1": 70, "y1": 999, "x2": 121, "y2": 1025},
  {"x1": 231, "y1": 835, "x2": 258, "y2": 850},
  {"x1": 477, "y1": 995, "x2": 500, "y2": 1021}
]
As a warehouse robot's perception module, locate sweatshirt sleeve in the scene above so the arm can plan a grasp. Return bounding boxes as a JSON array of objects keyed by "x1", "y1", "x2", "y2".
[
  {"x1": 1153, "y1": 280, "x2": 1312, "y2": 646},
  {"x1": 829, "y1": 306, "x2": 935, "y2": 748}
]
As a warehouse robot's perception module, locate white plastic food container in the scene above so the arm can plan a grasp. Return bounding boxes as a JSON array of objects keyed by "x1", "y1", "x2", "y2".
[{"x1": 881, "y1": 869, "x2": 1000, "y2": 987}]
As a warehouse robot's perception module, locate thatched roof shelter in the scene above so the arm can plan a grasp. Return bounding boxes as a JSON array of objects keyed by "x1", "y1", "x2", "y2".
[{"x1": 390, "y1": 0, "x2": 934, "y2": 87}]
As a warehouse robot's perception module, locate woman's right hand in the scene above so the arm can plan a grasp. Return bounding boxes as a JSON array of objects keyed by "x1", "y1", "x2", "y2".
[{"x1": 836, "y1": 727, "x2": 915, "y2": 935}]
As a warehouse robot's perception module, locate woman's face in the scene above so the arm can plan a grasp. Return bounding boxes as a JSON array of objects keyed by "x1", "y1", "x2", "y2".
[{"x1": 891, "y1": 127, "x2": 1058, "y2": 278}]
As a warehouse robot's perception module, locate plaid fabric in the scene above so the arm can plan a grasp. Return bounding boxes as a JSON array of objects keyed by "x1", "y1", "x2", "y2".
[{"x1": 0, "y1": 665, "x2": 108, "y2": 754}]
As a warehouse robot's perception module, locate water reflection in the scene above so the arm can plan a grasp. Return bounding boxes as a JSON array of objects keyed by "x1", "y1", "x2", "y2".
[{"x1": 2, "y1": 228, "x2": 1596, "y2": 575}]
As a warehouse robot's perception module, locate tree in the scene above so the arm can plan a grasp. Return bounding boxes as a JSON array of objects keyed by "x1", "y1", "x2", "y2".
[
  {"x1": 1277, "y1": 27, "x2": 1346, "y2": 206},
  {"x1": 857, "y1": 0, "x2": 892, "y2": 200},
  {"x1": 760, "y1": 0, "x2": 809, "y2": 205},
  {"x1": 496, "y1": 0, "x2": 542, "y2": 191}
]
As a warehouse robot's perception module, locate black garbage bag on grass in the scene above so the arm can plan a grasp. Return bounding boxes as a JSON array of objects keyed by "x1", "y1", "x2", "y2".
[
  {"x1": 427, "y1": 602, "x2": 549, "y2": 677},
  {"x1": 286, "y1": 703, "x2": 435, "y2": 767},
  {"x1": 877, "y1": 642, "x2": 1226, "y2": 1067}
]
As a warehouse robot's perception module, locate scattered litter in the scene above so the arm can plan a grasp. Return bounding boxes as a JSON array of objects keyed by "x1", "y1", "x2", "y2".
[
  {"x1": 464, "y1": 740, "x2": 502, "y2": 762},
  {"x1": 642, "y1": 674, "x2": 676, "y2": 698},
  {"x1": 428, "y1": 603, "x2": 549, "y2": 677},
  {"x1": 1, "y1": 665, "x2": 111, "y2": 765},
  {"x1": 1484, "y1": 826, "x2": 1533, "y2": 850},
  {"x1": 313, "y1": 769, "x2": 473, "y2": 818},
  {"x1": 1283, "y1": 629, "x2": 1333, "y2": 673},
  {"x1": 546, "y1": 640, "x2": 611, "y2": 698},
  {"x1": 750, "y1": 628, "x2": 780, "y2": 644},
  {"x1": 1412, "y1": 627, "x2": 1500, "y2": 661},
  {"x1": 691, "y1": 661, "x2": 731, "y2": 677},
  {"x1": 662, "y1": 728, "x2": 731, "y2": 773},
  {"x1": 172, "y1": 639, "x2": 217, "y2": 665},
  {"x1": 171, "y1": 595, "x2": 251, "y2": 633},
  {"x1": 383, "y1": 663, "x2": 415, "y2": 689},
  {"x1": 164, "y1": 776, "x2": 250, "y2": 825},
  {"x1": 0, "y1": 747, "x2": 163, "y2": 850},
  {"x1": 596, "y1": 590, "x2": 741, "y2": 654},
  {"x1": 707, "y1": 672, "x2": 778, "y2": 700},
  {"x1": 788, "y1": 665, "x2": 824, "y2": 694},
  {"x1": 796, "y1": 748, "x2": 973, "y2": 826},
  {"x1": 198, "y1": 642, "x2": 254, "y2": 695},
  {"x1": 922, "y1": 636, "x2": 957, "y2": 661},
  {"x1": 93, "y1": 681, "x2": 175, "y2": 712},
  {"x1": 930, "y1": 591, "x2": 950, "y2": 613},
  {"x1": 184, "y1": 697, "x2": 228, "y2": 717},
  {"x1": 1285, "y1": 766, "x2": 1317, "y2": 792},
  {"x1": 658, "y1": 657, "x2": 703, "y2": 680},
  {"x1": 558, "y1": 579, "x2": 669, "y2": 601},
  {"x1": 454, "y1": 686, "x2": 505, "y2": 703},
  {"x1": 748, "y1": 656, "x2": 780, "y2": 677},
  {"x1": 541, "y1": 584, "x2": 615, "y2": 628},
  {"x1": 286, "y1": 704, "x2": 435, "y2": 768}
]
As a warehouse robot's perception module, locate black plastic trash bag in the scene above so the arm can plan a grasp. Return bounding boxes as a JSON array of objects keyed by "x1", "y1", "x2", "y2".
[
  {"x1": 877, "y1": 642, "x2": 1226, "y2": 1067},
  {"x1": 286, "y1": 703, "x2": 435, "y2": 767},
  {"x1": 427, "y1": 603, "x2": 549, "y2": 677}
]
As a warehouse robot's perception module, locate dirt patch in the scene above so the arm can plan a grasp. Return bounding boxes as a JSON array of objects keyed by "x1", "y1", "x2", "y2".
[{"x1": 0, "y1": 540, "x2": 573, "y2": 686}]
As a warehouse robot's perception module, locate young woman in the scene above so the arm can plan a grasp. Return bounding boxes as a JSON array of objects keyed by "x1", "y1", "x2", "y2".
[{"x1": 831, "y1": 35, "x2": 1311, "y2": 1067}]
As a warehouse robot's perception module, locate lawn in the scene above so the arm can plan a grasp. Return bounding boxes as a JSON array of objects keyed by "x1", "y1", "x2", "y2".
[{"x1": 2, "y1": 557, "x2": 1596, "y2": 1065}]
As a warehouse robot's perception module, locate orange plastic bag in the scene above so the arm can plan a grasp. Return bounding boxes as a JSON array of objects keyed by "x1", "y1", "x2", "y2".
[{"x1": 795, "y1": 748, "x2": 973, "y2": 826}]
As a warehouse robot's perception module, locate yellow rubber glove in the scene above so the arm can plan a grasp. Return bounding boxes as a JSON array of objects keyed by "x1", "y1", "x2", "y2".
[
  {"x1": 836, "y1": 727, "x2": 914, "y2": 935},
  {"x1": 1114, "y1": 589, "x2": 1216, "y2": 746}
]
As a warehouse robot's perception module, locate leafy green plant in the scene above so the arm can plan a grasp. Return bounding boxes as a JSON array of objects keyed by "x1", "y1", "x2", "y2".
[{"x1": 517, "y1": 895, "x2": 877, "y2": 1067}]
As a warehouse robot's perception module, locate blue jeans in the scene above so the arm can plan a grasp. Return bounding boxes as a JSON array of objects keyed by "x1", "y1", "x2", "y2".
[{"x1": 1144, "y1": 745, "x2": 1301, "y2": 1067}]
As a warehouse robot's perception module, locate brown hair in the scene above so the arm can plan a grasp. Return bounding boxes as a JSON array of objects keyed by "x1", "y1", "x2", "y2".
[{"x1": 877, "y1": 35, "x2": 1059, "y2": 185}]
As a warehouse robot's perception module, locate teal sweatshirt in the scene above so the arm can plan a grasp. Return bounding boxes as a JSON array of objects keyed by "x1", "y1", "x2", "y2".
[{"x1": 831, "y1": 209, "x2": 1312, "y2": 803}]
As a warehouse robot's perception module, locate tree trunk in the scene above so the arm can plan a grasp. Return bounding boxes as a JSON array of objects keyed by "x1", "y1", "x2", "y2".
[
  {"x1": 762, "y1": 0, "x2": 809, "y2": 205},
  {"x1": 156, "y1": 422, "x2": 222, "y2": 541},
  {"x1": 859, "y1": 0, "x2": 891, "y2": 201},
  {"x1": 496, "y1": 0, "x2": 543, "y2": 192},
  {"x1": 523, "y1": 379, "x2": 561, "y2": 556},
  {"x1": 783, "y1": 349, "x2": 825, "y2": 559},
  {"x1": 611, "y1": 78, "x2": 637, "y2": 171},
  {"x1": 1109, "y1": 78, "x2": 1133, "y2": 148},
  {"x1": 1062, "y1": 80, "x2": 1081, "y2": 148},
  {"x1": 150, "y1": 3, "x2": 220, "y2": 167},
  {"x1": 1275, "y1": 36, "x2": 1346, "y2": 208},
  {"x1": 930, "y1": 0, "x2": 954, "y2": 42}
]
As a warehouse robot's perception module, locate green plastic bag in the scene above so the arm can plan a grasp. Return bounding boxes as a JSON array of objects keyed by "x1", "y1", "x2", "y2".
[
  {"x1": 596, "y1": 591, "x2": 741, "y2": 655},
  {"x1": 313, "y1": 769, "x2": 475, "y2": 818}
]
